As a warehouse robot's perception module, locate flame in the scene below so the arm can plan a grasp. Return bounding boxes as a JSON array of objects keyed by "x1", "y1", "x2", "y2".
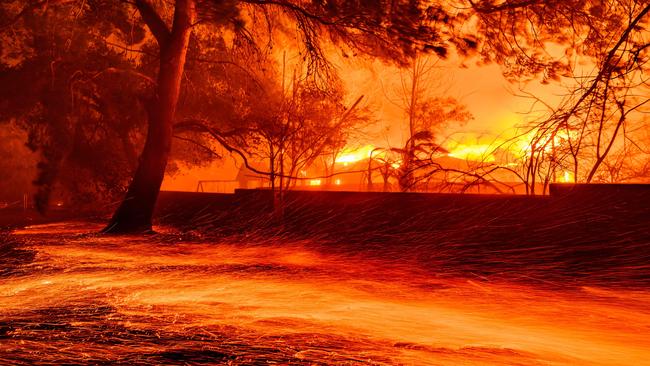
[
  {"x1": 334, "y1": 142, "x2": 501, "y2": 166},
  {"x1": 560, "y1": 170, "x2": 573, "y2": 183},
  {"x1": 335, "y1": 145, "x2": 375, "y2": 165},
  {"x1": 309, "y1": 179, "x2": 322, "y2": 186},
  {"x1": 517, "y1": 130, "x2": 577, "y2": 156},
  {"x1": 447, "y1": 144, "x2": 495, "y2": 162}
]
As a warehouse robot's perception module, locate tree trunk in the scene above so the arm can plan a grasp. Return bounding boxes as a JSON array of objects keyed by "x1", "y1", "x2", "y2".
[
  {"x1": 103, "y1": 0, "x2": 194, "y2": 233},
  {"x1": 586, "y1": 103, "x2": 626, "y2": 183}
]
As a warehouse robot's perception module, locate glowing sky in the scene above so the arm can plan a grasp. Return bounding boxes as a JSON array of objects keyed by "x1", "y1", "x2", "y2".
[{"x1": 340, "y1": 56, "x2": 566, "y2": 146}]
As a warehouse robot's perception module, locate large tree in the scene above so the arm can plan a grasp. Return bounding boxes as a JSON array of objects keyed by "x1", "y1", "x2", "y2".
[
  {"x1": 101, "y1": 0, "x2": 196, "y2": 232},
  {"x1": 3, "y1": 0, "x2": 468, "y2": 232},
  {"x1": 0, "y1": 1, "x2": 152, "y2": 210},
  {"x1": 118, "y1": 0, "x2": 470, "y2": 232},
  {"x1": 0, "y1": 1, "x2": 231, "y2": 211}
]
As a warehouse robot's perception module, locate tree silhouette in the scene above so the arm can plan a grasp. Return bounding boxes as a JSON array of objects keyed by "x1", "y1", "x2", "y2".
[
  {"x1": 470, "y1": 0, "x2": 650, "y2": 189},
  {"x1": 382, "y1": 53, "x2": 472, "y2": 191}
]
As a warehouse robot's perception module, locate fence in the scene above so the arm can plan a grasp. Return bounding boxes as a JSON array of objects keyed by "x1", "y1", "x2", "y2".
[{"x1": 196, "y1": 180, "x2": 241, "y2": 193}]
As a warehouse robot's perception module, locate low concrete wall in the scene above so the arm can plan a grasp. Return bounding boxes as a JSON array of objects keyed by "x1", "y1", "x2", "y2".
[
  {"x1": 154, "y1": 185, "x2": 650, "y2": 284},
  {"x1": 155, "y1": 184, "x2": 650, "y2": 237}
]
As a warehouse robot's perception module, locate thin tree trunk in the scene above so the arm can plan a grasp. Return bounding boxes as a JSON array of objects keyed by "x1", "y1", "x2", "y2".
[
  {"x1": 586, "y1": 104, "x2": 626, "y2": 183},
  {"x1": 103, "y1": 0, "x2": 194, "y2": 233}
]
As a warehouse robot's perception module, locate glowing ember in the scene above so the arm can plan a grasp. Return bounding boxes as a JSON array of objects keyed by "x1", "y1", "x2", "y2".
[{"x1": 1, "y1": 222, "x2": 649, "y2": 365}]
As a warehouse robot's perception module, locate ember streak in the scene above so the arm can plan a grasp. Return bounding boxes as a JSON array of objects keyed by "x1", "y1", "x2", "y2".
[{"x1": 0, "y1": 222, "x2": 648, "y2": 365}]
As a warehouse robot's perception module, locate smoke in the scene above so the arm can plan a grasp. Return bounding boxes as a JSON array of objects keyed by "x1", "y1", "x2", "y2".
[{"x1": 0, "y1": 123, "x2": 37, "y2": 205}]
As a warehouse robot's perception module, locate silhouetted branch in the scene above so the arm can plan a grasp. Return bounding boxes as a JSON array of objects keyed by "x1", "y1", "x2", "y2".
[{"x1": 133, "y1": 0, "x2": 171, "y2": 45}]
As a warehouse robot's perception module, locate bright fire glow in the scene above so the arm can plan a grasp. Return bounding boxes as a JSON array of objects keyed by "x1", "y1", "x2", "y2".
[
  {"x1": 309, "y1": 179, "x2": 322, "y2": 186},
  {"x1": 517, "y1": 130, "x2": 577, "y2": 156},
  {"x1": 447, "y1": 144, "x2": 495, "y2": 162},
  {"x1": 561, "y1": 170, "x2": 573, "y2": 183},
  {"x1": 335, "y1": 145, "x2": 375, "y2": 165}
]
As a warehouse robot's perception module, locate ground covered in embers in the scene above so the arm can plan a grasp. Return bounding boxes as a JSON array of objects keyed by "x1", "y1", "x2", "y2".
[{"x1": 1, "y1": 221, "x2": 649, "y2": 365}]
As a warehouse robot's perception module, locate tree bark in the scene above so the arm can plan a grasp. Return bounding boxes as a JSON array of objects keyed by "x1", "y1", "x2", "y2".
[{"x1": 103, "y1": 0, "x2": 194, "y2": 233}]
